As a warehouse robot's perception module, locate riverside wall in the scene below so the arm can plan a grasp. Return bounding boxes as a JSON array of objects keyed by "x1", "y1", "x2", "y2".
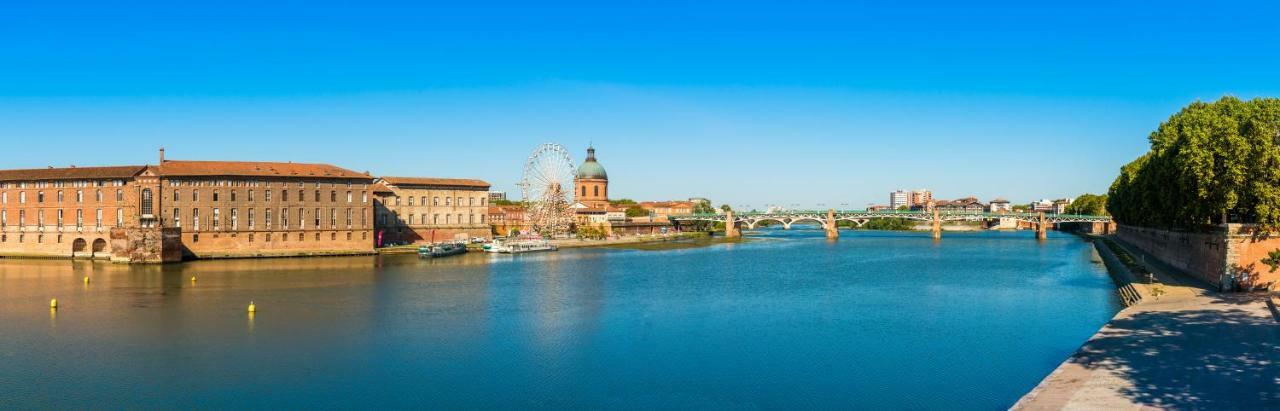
[{"x1": 1116, "y1": 224, "x2": 1280, "y2": 290}]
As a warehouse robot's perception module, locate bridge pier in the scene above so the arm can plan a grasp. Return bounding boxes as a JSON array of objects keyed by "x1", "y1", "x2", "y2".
[
  {"x1": 826, "y1": 209, "x2": 839, "y2": 239},
  {"x1": 1036, "y1": 212, "x2": 1047, "y2": 240},
  {"x1": 931, "y1": 208, "x2": 942, "y2": 239},
  {"x1": 724, "y1": 210, "x2": 740, "y2": 238}
]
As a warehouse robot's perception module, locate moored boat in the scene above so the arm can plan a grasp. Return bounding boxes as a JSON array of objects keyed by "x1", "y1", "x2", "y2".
[
  {"x1": 418, "y1": 243, "x2": 467, "y2": 258},
  {"x1": 484, "y1": 238, "x2": 558, "y2": 254}
]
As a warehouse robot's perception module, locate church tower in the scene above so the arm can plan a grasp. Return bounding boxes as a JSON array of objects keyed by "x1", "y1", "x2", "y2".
[{"x1": 574, "y1": 146, "x2": 609, "y2": 209}]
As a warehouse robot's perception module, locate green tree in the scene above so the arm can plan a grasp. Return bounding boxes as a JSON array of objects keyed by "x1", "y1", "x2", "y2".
[
  {"x1": 1108, "y1": 96, "x2": 1280, "y2": 229},
  {"x1": 609, "y1": 198, "x2": 637, "y2": 206},
  {"x1": 720, "y1": 204, "x2": 732, "y2": 212},
  {"x1": 625, "y1": 205, "x2": 649, "y2": 218},
  {"x1": 693, "y1": 200, "x2": 715, "y2": 214},
  {"x1": 1064, "y1": 194, "x2": 1108, "y2": 216}
]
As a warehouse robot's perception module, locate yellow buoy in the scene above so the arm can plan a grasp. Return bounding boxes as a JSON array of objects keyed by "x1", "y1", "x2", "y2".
[
  {"x1": 191, "y1": 276, "x2": 197, "y2": 282},
  {"x1": 247, "y1": 301, "x2": 256, "y2": 313},
  {"x1": 50, "y1": 298, "x2": 58, "y2": 309},
  {"x1": 84, "y1": 276, "x2": 90, "y2": 284}
]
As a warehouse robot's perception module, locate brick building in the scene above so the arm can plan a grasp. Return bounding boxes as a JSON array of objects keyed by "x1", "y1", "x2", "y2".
[
  {"x1": 0, "y1": 150, "x2": 378, "y2": 261},
  {"x1": 372, "y1": 177, "x2": 491, "y2": 245}
]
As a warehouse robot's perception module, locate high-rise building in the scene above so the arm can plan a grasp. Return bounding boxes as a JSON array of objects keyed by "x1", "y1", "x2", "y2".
[
  {"x1": 910, "y1": 189, "x2": 932, "y2": 207},
  {"x1": 889, "y1": 190, "x2": 910, "y2": 210}
]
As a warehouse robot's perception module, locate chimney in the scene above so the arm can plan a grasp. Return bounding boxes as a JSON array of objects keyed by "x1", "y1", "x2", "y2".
[{"x1": 159, "y1": 146, "x2": 165, "y2": 163}]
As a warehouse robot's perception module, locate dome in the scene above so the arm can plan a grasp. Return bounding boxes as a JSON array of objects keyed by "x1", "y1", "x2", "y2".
[{"x1": 576, "y1": 146, "x2": 608, "y2": 180}]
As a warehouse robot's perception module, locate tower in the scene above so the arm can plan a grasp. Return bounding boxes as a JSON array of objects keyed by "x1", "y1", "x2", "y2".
[{"x1": 574, "y1": 146, "x2": 609, "y2": 209}]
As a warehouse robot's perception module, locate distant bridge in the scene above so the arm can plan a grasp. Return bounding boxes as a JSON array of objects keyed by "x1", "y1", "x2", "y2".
[{"x1": 670, "y1": 209, "x2": 1113, "y2": 240}]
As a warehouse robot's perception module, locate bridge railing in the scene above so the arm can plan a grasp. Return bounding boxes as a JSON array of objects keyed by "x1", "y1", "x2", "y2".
[{"x1": 668, "y1": 210, "x2": 1111, "y2": 221}]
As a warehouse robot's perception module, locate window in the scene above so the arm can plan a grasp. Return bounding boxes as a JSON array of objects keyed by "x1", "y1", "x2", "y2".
[
  {"x1": 282, "y1": 190, "x2": 288, "y2": 202},
  {"x1": 281, "y1": 208, "x2": 289, "y2": 229},
  {"x1": 314, "y1": 208, "x2": 320, "y2": 228},
  {"x1": 19, "y1": 192, "x2": 25, "y2": 203},
  {"x1": 230, "y1": 190, "x2": 236, "y2": 202},
  {"x1": 433, "y1": 197, "x2": 439, "y2": 206},
  {"x1": 141, "y1": 189, "x2": 153, "y2": 216},
  {"x1": 76, "y1": 190, "x2": 83, "y2": 202},
  {"x1": 361, "y1": 209, "x2": 367, "y2": 228},
  {"x1": 57, "y1": 190, "x2": 64, "y2": 202},
  {"x1": 330, "y1": 208, "x2": 337, "y2": 227},
  {"x1": 248, "y1": 190, "x2": 255, "y2": 202},
  {"x1": 193, "y1": 208, "x2": 200, "y2": 231},
  {"x1": 38, "y1": 210, "x2": 45, "y2": 228},
  {"x1": 248, "y1": 208, "x2": 255, "y2": 230},
  {"x1": 193, "y1": 189, "x2": 199, "y2": 202},
  {"x1": 116, "y1": 189, "x2": 123, "y2": 202},
  {"x1": 213, "y1": 208, "x2": 220, "y2": 230},
  {"x1": 314, "y1": 190, "x2": 320, "y2": 202},
  {"x1": 299, "y1": 208, "x2": 306, "y2": 229},
  {"x1": 345, "y1": 208, "x2": 352, "y2": 227},
  {"x1": 116, "y1": 209, "x2": 123, "y2": 227},
  {"x1": 213, "y1": 191, "x2": 219, "y2": 202},
  {"x1": 19, "y1": 210, "x2": 25, "y2": 228},
  {"x1": 408, "y1": 214, "x2": 414, "y2": 225},
  {"x1": 231, "y1": 209, "x2": 238, "y2": 230},
  {"x1": 173, "y1": 190, "x2": 180, "y2": 202},
  {"x1": 582, "y1": 186, "x2": 587, "y2": 196},
  {"x1": 248, "y1": 233, "x2": 254, "y2": 243},
  {"x1": 96, "y1": 209, "x2": 102, "y2": 228},
  {"x1": 408, "y1": 196, "x2": 415, "y2": 206},
  {"x1": 433, "y1": 214, "x2": 439, "y2": 224},
  {"x1": 331, "y1": 191, "x2": 337, "y2": 202},
  {"x1": 1, "y1": 210, "x2": 6, "y2": 228},
  {"x1": 299, "y1": 190, "x2": 305, "y2": 202},
  {"x1": 594, "y1": 186, "x2": 599, "y2": 197},
  {"x1": 38, "y1": 191, "x2": 45, "y2": 203},
  {"x1": 265, "y1": 209, "x2": 272, "y2": 229},
  {"x1": 445, "y1": 214, "x2": 451, "y2": 224},
  {"x1": 362, "y1": 191, "x2": 367, "y2": 203},
  {"x1": 346, "y1": 191, "x2": 352, "y2": 202},
  {"x1": 265, "y1": 190, "x2": 272, "y2": 202},
  {"x1": 395, "y1": 196, "x2": 401, "y2": 206},
  {"x1": 1, "y1": 192, "x2": 5, "y2": 204},
  {"x1": 173, "y1": 208, "x2": 181, "y2": 227},
  {"x1": 445, "y1": 197, "x2": 450, "y2": 206}
]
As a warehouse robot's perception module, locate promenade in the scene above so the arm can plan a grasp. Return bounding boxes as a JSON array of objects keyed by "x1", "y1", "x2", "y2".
[{"x1": 1014, "y1": 239, "x2": 1280, "y2": 409}]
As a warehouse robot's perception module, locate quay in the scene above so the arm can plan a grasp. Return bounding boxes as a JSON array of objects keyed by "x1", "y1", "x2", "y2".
[{"x1": 1014, "y1": 237, "x2": 1280, "y2": 409}]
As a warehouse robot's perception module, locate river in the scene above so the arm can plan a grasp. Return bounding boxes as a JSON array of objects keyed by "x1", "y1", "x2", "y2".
[{"x1": 0, "y1": 229, "x2": 1119, "y2": 409}]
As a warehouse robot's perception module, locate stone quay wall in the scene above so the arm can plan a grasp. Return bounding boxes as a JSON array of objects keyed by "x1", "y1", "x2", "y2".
[{"x1": 1116, "y1": 224, "x2": 1280, "y2": 289}]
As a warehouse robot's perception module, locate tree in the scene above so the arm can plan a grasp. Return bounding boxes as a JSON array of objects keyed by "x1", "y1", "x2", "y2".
[
  {"x1": 625, "y1": 205, "x2": 649, "y2": 218},
  {"x1": 1108, "y1": 96, "x2": 1280, "y2": 229},
  {"x1": 1064, "y1": 194, "x2": 1108, "y2": 216},
  {"x1": 609, "y1": 198, "x2": 637, "y2": 206},
  {"x1": 693, "y1": 200, "x2": 716, "y2": 214},
  {"x1": 720, "y1": 204, "x2": 732, "y2": 212}
]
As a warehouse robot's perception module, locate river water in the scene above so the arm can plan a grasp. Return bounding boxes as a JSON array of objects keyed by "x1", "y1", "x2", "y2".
[{"x1": 0, "y1": 229, "x2": 1119, "y2": 409}]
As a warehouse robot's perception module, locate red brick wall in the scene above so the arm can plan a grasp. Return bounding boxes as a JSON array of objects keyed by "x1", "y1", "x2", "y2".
[{"x1": 1116, "y1": 225, "x2": 1228, "y2": 286}]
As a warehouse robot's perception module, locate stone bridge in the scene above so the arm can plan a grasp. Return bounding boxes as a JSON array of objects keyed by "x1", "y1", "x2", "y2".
[{"x1": 670, "y1": 209, "x2": 1113, "y2": 240}]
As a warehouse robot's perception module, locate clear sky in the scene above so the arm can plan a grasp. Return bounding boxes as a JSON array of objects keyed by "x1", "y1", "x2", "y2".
[{"x1": 3, "y1": 1, "x2": 1279, "y2": 209}]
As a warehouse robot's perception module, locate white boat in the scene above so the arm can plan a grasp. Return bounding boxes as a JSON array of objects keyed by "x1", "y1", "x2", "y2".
[{"x1": 485, "y1": 238, "x2": 558, "y2": 254}]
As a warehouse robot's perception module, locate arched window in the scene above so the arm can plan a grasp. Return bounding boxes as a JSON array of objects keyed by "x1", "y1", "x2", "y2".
[
  {"x1": 593, "y1": 186, "x2": 599, "y2": 197},
  {"x1": 140, "y1": 189, "x2": 153, "y2": 216},
  {"x1": 582, "y1": 186, "x2": 587, "y2": 196}
]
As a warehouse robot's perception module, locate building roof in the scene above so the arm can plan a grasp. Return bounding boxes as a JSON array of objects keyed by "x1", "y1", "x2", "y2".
[
  {"x1": 639, "y1": 201, "x2": 695, "y2": 209},
  {"x1": 0, "y1": 165, "x2": 146, "y2": 182},
  {"x1": 158, "y1": 160, "x2": 369, "y2": 179},
  {"x1": 379, "y1": 176, "x2": 490, "y2": 189},
  {"x1": 576, "y1": 146, "x2": 608, "y2": 180}
]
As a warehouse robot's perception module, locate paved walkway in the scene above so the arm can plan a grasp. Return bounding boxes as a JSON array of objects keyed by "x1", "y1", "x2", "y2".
[{"x1": 1014, "y1": 239, "x2": 1280, "y2": 410}]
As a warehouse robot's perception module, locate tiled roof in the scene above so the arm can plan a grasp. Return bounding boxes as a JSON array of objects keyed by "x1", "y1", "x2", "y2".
[
  {"x1": 158, "y1": 160, "x2": 370, "y2": 179},
  {"x1": 379, "y1": 177, "x2": 489, "y2": 188},
  {"x1": 0, "y1": 165, "x2": 146, "y2": 181}
]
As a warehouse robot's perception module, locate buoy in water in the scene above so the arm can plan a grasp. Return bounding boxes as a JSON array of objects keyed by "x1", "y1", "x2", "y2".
[
  {"x1": 50, "y1": 298, "x2": 58, "y2": 309},
  {"x1": 247, "y1": 301, "x2": 256, "y2": 313},
  {"x1": 191, "y1": 276, "x2": 197, "y2": 282},
  {"x1": 84, "y1": 276, "x2": 90, "y2": 284}
]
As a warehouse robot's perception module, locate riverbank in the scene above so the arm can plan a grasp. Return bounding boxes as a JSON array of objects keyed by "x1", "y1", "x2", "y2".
[
  {"x1": 550, "y1": 231, "x2": 709, "y2": 249},
  {"x1": 1014, "y1": 236, "x2": 1280, "y2": 409}
]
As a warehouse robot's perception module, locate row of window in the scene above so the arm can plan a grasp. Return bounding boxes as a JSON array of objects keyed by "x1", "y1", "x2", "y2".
[
  {"x1": 379, "y1": 213, "x2": 484, "y2": 226},
  {"x1": 167, "y1": 179, "x2": 367, "y2": 189},
  {"x1": 0, "y1": 190, "x2": 124, "y2": 204},
  {"x1": 0, "y1": 180, "x2": 126, "y2": 189},
  {"x1": 189, "y1": 231, "x2": 366, "y2": 244},
  {"x1": 168, "y1": 207, "x2": 368, "y2": 231},
  {"x1": 170, "y1": 189, "x2": 368, "y2": 204},
  {"x1": 0, "y1": 209, "x2": 123, "y2": 229},
  {"x1": 390, "y1": 195, "x2": 486, "y2": 207}
]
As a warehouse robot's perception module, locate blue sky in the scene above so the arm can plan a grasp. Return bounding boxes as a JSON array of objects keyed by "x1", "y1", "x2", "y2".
[{"x1": 3, "y1": 1, "x2": 1279, "y2": 208}]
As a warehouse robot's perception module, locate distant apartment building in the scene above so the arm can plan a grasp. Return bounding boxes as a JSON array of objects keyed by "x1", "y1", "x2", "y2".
[
  {"x1": 488, "y1": 191, "x2": 507, "y2": 202},
  {"x1": 934, "y1": 197, "x2": 985, "y2": 212},
  {"x1": 1053, "y1": 198, "x2": 1073, "y2": 214},
  {"x1": 988, "y1": 198, "x2": 1012, "y2": 213},
  {"x1": 1031, "y1": 199, "x2": 1055, "y2": 213},
  {"x1": 910, "y1": 189, "x2": 932, "y2": 207},
  {"x1": 889, "y1": 190, "x2": 911, "y2": 210},
  {"x1": 638, "y1": 201, "x2": 696, "y2": 221},
  {"x1": 371, "y1": 177, "x2": 491, "y2": 245}
]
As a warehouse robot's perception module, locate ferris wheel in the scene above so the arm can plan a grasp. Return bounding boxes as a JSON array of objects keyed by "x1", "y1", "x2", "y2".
[{"x1": 520, "y1": 143, "x2": 576, "y2": 236}]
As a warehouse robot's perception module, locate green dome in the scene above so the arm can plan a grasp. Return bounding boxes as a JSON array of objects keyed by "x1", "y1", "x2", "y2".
[{"x1": 576, "y1": 146, "x2": 608, "y2": 180}]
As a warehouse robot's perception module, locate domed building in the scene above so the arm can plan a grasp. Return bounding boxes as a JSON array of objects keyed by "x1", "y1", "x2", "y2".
[{"x1": 574, "y1": 146, "x2": 609, "y2": 209}]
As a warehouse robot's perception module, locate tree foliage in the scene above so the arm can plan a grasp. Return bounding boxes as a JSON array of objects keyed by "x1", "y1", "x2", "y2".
[
  {"x1": 625, "y1": 205, "x2": 649, "y2": 218},
  {"x1": 1108, "y1": 97, "x2": 1280, "y2": 229},
  {"x1": 1064, "y1": 193, "x2": 1108, "y2": 216}
]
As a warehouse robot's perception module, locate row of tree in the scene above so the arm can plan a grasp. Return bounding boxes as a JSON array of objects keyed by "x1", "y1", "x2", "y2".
[{"x1": 1107, "y1": 97, "x2": 1280, "y2": 229}]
